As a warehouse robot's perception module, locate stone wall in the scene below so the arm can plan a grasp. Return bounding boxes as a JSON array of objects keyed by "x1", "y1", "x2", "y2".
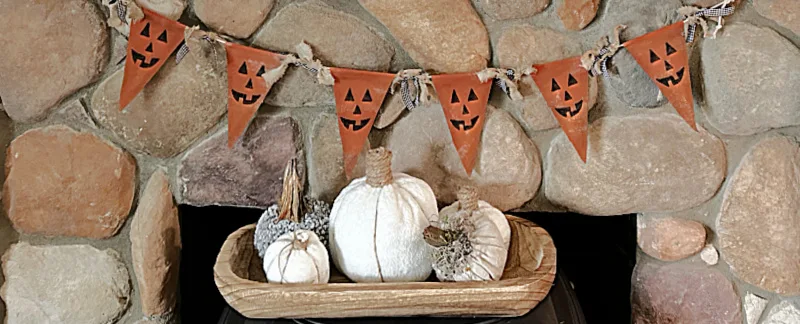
[{"x1": 0, "y1": 0, "x2": 799, "y2": 323}]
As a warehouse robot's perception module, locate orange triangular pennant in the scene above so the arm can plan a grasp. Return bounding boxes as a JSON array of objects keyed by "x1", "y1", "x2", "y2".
[
  {"x1": 329, "y1": 68, "x2": 395, "y2": 178},
  {"x1": 431, "y1": 73, "x2": 492, "y2": 176},
  {"x1": 119, "y1": 8, "x2": 186, "y2": 110},
  {"x1": 531, "y1": 57, "x2": 590, "y2": 162},
  {"x1": 224, "y1": 43, "x2": 283, "y2": 148},
  {"x1": 624, "y1": 21, "x2": 696, "y2": 130}
]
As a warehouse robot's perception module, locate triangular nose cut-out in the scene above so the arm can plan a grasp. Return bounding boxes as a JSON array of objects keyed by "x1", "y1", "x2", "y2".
[
  {"x1": 666, "y1": 42, "x2": 677, "y2": 55},
  {"x1": 462, "y1": 105, "x2": 470, "y2": 115},
  {"x1": 564, "y1": 91, "x2": 573, "y2": 101},
  {"x1": 245, "y1": 79, "x2": 253, "y2": 89},
  {"x1": 665, "y1": 61, "x2": 673, "y2": 71},
  {"x1": 650, "y1": 50, "x2": 660, "y2": 63},
  {"x1": 344, "y1": 89, "x2": 355, "y2": 102},
  {"x1": 238, "y1": 62, "x2": 247, "y2": 74},
  {"x1": 145, "y1": 43, "x2": 153, "y2": 53},
  {"x1": 451, "y1": 90, "x2": 460, "y2": 103},
  {"x1": 353, "y1": 105, "x2": 362, "y2": 115}
]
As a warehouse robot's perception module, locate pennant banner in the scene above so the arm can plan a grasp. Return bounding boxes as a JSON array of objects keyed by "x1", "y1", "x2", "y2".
[
  {"x1": 120, "y1": 8, "x2": 186, "y2": 110},
  {"x1": 431, "y1": 73, "x2": 492, "y2": 176},
  {"x1": 225, "y1": 43, "x2": 284, "y2": 147},
  {"x1": 624, "y1": 21, "x2": 696, "y2": 130},
  {"x1": 330, "y1": 68, "x2": 395, "y2": 179},
  {"x1": 532, "y1": 57, "x2": 590, "y2": 162}
]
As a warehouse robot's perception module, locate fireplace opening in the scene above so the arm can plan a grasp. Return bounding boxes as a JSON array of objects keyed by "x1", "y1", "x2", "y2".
[{"x1": 178, "y1": 205, "x2": 636, "y2": 324}]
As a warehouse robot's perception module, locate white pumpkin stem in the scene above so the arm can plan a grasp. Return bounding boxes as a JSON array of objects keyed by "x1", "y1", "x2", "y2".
[
  {"x1": 457, "y1": 186, "x2": 479, "y2": 212},
  {"x1": 278, "y1": 158, "x2": 302, "y2": 223},
  {"x1": 292, "y1": 231, "x2": 310, "y2": 250},
  {"x1": 366, "y1": 147, "x2": 393, "y2": 187}
]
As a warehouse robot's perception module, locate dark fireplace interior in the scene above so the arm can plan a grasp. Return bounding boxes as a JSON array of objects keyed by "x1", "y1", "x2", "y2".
[{"x1": 179, "y1": 205, "x2": 636, "y2": 324}]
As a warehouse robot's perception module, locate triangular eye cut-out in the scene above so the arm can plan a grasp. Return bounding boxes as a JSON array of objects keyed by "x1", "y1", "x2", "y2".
[
  {"x1": 256, "y1": 65, "x2": 266, "y2": 77},
  {"x1": 650, "y1": 50, "x2": 661, "y2": 63},
  {"x1": 362, "y1": 89, "x2": 373, "y2": 102},
  {"x1": 238, "y1": 62, "x2": 248, "y2": 74},
  {"x1": 665, "y1": 42, "x2": 677, "y2": 55},
  {"x1": 157, "y1": 30, "x2": 168, "y2": 43},
  {"x1": 468, "y1": 89, "x2": 478, "y2": 101},
  {"x1": 353, "y1": 105, "x2": 362, "y2": 115},
  {"x1": 568, "y1": 74, "x2": 578, "y2": 86},
  {"x1": 551, "y1": 79, "x2": 561, "y2": 92},
  {"x1": 344, "y1": 89, "x2": 355, "y2": 102},
  {"x1": 451, "y1": 90, "x2": 460, "y2": 103},
  {"x1": 140, "y1": 23, "x2": 151, "y2": 37}
]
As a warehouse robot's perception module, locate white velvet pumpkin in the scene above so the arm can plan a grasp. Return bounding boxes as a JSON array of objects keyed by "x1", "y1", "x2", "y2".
[
  {"x1": 329, "y1": 148, "x2": 437, "y2": 283},
  {"x1": 263, "y1": 230, "x2": 330, "y2": 284},
  {"x1": 429, "y1": 187, "x2": 511, "y2": 282}
]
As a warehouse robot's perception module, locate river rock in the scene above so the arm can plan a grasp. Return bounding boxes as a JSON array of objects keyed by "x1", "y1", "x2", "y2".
[
  {"x1": 131, "y1": 170, "x2": 181, "y2": 316},
  {"x1": 755, "y1": 0, "x2": 800, "y2": 36},
  {"x1": 253, "y1": 1, "x2": 393, "y2": 107},
  {"x1": 178, "y1": 117, "x2": 302, "y2": 208},
  {"x1": 139, "y1": 0, "x2": 187, "y2": 20},
  {"x1": 385, "y1": 104, "x2": 540, "y2": 211},
  {"x1": 194, "y1": 0, "x2": 274, "y2": 38},
  {"x1": 481, "y1": 0, "x2": 549, "y2": 20},
  {"x1": 0, "y1": 0, "x2": 108, "y2": 122},
  {"x1": 1, "y1": 243, "x2": 131, "y2": 324},
  {"x1": 762, "y1": 300, "x2": 800, "y2": 324},
  {"x1": 558, "y1": 0, "x2": 600, "y2": 30},
  {"x1": 632, "y1": 262, "x2": 742, "y2": 324},
  {"x1": 3, "y1": 125, "x2": 136, "y2": 238},
  {"x1": 91, "y1": 37, "x2": 228, "y2": 158},
  {"x1": 637, "y1": 216, "x2": 706, "y2": 261},
  {"x1": 359, "y1": 0, "x2": 489, "y2": 73},
  {"x1": 307, "y1": 114, "x2": 367, "y2": 202},
  {"x1": 718, "y1": 136, "x2": 800, "y2": 295},
  {"x1": 545, "y1": 114, "x2": 726, "y2": 216},
  {"x1": 496, "y1": 26, "x2": 597, "y2": 131},
  {"x1": 744, "y1": 292, "x2": 768, "y2": 324},
  {"x1": 702, "y1": 23, "x2": 800, "y2": 136}
]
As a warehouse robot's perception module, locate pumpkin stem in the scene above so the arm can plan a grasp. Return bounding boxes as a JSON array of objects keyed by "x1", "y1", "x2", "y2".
[
  {"x1": 291, "y1": 231, "x2": 310, "y2": 250},
  {"x1": 457, "y1": 186, "x2": 479, "y2": 212},
  {"x1": 277, "y1": 158, "x2": 302, "y2": 223},
  {"x1": 366, "y1": 147, "x2": 393, "y2": 187}
]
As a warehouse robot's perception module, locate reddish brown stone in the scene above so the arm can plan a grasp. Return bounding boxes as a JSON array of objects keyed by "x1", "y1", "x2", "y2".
[
  {"x1": 130, "y1": 170, "x2": 180, "y2": 316},
  {"x1": 557, "y1": 0, "x2": 599, "y2": 30},
  {"x1": 755, "y1": 0, "x2": 800, "y2": 37},
  {"x1": 2, "y1": 125, "x2": 136, "y2": 238},
  {"x1": 481, "y1": 0, "x2": 549, "y2": 20},
  {"x1": 638, "y1": 217, "x2": 706, "y2": 261},
  {"x1": 633, "y1": 263, "x2": 742, "y2": 324}
]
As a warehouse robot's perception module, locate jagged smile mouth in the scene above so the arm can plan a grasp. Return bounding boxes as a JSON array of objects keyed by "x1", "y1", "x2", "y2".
[
  {"x1": 340, "y1": 117, "x2": 370, "y2": 131},
  {"x1": 555, "y1": 100, "x2": 584, "y2": 118},
  {"x1": 231, "y1": 90, "x2": 261, "y2": 105},
  {"x1": 450, "y1": 115, "x2": 480, "y2": 131},
  {"x1": 656, "y1": 67, "x2": 685, "y2": 87},
  {"x1": 131, "y1": 50, "x2": 159, "y2": 68}
]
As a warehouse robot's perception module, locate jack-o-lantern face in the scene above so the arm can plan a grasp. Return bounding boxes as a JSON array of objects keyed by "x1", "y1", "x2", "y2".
[
  {"x1": 551, "y1": 74, "x2": 584, "y2": 119},
  {"x1": 624, "y1": 21, "x2": 696, "y2": 130},
  {"x1": 231, "y1": 62, "x2": 267, "y2": 105},
  {"x1": 431, "y1": 73, "x2": 492, "y2": 176},
  {"x1": 531, "y1": 57, "x2": 590, "y2": 162},
  {"x1": 340, "y1": 88, "x2": 373, "y2": 132},
  {"x1": 131, "y1": 22, "x2": 170, "y2": 68},
  {"x1": 329, "y1": 68, "x2": 395, "y2": 178}
]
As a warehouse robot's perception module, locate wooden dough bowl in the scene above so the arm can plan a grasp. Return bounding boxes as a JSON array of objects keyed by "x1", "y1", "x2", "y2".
[{"x1": 214, "y1": 215, "x2": 556, "y2": 318}]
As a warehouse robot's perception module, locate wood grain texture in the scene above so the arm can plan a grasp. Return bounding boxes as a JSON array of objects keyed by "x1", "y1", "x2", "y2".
[{"x1": 214, "y1": 215, "x2": 556, "y2": 318}]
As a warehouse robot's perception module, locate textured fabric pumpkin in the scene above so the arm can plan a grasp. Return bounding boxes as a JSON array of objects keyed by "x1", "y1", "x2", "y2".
[
  {"x1": 263, "y1": 230, "x2": 330, "y2": 284},
  {"x1": 329, "y1": 147, "x2": 437, "y2": 283},
  {"x1": 425, "y1": 186, "x2": 511, "y2": 282}
]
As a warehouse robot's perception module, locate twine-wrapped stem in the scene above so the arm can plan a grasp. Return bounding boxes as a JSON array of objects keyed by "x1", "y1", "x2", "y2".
[
  {"x1": 457, "y1": 186, "x2": 479, "y2": 212},
  {"x1": 366, "y1": 147, "x2": 393, "y2": 187},
  {"x1": 277, "y1": 158, "x2": 302, "y2": 223}
]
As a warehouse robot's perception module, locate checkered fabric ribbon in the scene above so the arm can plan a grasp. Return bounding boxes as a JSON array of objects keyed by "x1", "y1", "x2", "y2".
[
  {"x1": 116, "y1": 0, "x2": 127, "y2": 22},
  {"x1": 589, "y1": 47, "x2": 612, "y2": 79},
  {"x1": 295, "y1": 62, "x2": 319, "y2": 74},
  {"x1": 495, "y1": 69, "x2": 516, "y2": 97},
  {"x1": 685, "y1": 6, "x2": 735, "y2": 42},
  {"x1": 398, "y1": 77, "x2": 422, "y2": 110}
]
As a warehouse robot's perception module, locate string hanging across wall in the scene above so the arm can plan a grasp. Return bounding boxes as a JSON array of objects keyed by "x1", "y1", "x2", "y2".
[{"x1": 115, "y1": 0, "x2": 736, "y2": 176}]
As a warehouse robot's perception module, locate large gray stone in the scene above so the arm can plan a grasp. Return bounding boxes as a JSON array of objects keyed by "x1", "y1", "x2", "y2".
[
  {"x1": 718, "y1": 136, "x2": 800, "y2": 295},
  {"x1": 0, "y1": 0, "x2": 108, "y2": 122},
  {"x1": 1, "y1": 243, "x2": 131, "y2": 324},
  {"x1": 359, "y1": 0, "x2": 489, "y2": 73},
  {"x1": 194, "y1": 0, "x2": 274, "y2": 38},
  {"x1": 91, "y1": 37, "x2": 228, "y2": 158},
  {"x1": 632, "y1": 262, "x2": 742, "y2": 324},
  {"x1": 495, "y1": 26, "x2": 597, "y2": 131},
  {"x1": 307, "y1": 114, "x2": 367, "y2": 202},
  {"x1": 602, "y1": 0, "x2": 683, "y2": 108},
  {"x1": 3, "y1": 125, "x2": 137, "y2": 238},
  {"x1": 762, "y1": 300, "x2": 800, "y2": 324},
  {"x1": 755, "y1": 0, "x2": 800, "y2": 37},
  {"x1": 253, "y1": 1, "x2": 394, "y2": 107},
  {"x1": 702, "y1": 23, "x2": 800, "y2": 136},
  {"x1": 481, "y1": 0, "x2": 549, "y2": 20},
  {"x1": 178, "y1": 117, "x2": 302, "y2": 208},
  {"x1": 385, "y1": 104, "x2": 541, "y2": 211},
  {"x1": 131, "y1": 170, "x2": 181, "y2": 316},
  {"x1": 545, "y1": 114, "x2": 726, "y2": 216}
]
